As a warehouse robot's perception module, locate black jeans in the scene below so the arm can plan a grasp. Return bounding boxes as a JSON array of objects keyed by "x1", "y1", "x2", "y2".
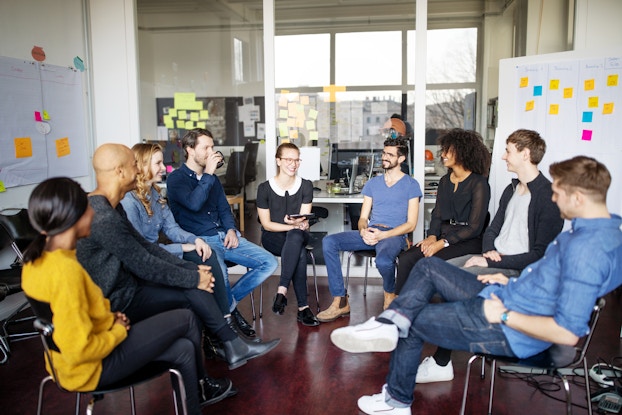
[
  {"x1": 183, "y1": 250, "x2": 230, "y2": 315},
  {"x1": 99, "y1": 309, "x2": 204, "y2": 415},
  {"x1": 261, "y1": 229, "x2": 310, "y2": 308}
]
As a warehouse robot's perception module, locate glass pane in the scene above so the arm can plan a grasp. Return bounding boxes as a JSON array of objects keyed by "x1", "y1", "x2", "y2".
[
  {"x1": 275, "y1": 34, "x2": 330, "y2": 88},
  {"x1": 426, "y1": 28, "x2": 477, "y2": 84},
  {"x1": 336, "y1": 32, "x2": 402, "y2": 86},
  {"x1": 407, "y1": 88, "x2": 476, "y2": 131}
]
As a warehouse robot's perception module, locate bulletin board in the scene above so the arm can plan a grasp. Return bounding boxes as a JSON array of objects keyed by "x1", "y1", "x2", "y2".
[
  {"x1": 492, "y1": 51, "x2": 622, "y2": 216},
  {"x1": 0, "y1": 56, "x2": 88, "y2": 189}
]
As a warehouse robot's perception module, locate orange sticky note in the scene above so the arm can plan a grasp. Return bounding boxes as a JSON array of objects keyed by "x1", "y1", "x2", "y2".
[
  {"x1": 584, "y1": 79, "x2": 595, "y2": 91},
  {"x1": 279, "y1": 95, "x2": 288, "y2": 107},
  {"x1": 563, "y1": 88, "x2": 573, "y2": 98},
  {"x1": 290, "y1": 129, "x2": 299, "y2": 139},
  {"x1": 603, "y1": 103, "x2": 614, "y2": 115},
  {"x1": 525, "y1": 100, "x2": 535, "y2": 111},
  {"x1": 549, "y1": 104, "x2": 559, "y2": 115},
  {"x1": 519, "y1": 77, "x2": 529, "y2": 88},
  {"x1": 301, "y1": 96, "x2": 309, "y2": 105},
  {"x1": 588, "y1": 97, "x2": 599, "y2": 108},
  {"x1": 549, "y1": 79, "x2": 560, "y2": 90},
  {"x1": 55, "y1": 137, "x2": 70, "y2": 157},
  {"x1": 607, "y1": 74, "x2": 619, "y2": 87},
  {"x1": 14, "y1": 137, "x2": 32, "y2": 158}
]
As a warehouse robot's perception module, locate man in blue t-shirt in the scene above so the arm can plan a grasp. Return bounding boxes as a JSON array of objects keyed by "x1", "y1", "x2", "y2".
[
  {"x1": 330, "y1": 156, "x2": 622, "y2": 415},
  {"x1": 317, "y1": 132, "x2": 422, "y2": 322}
]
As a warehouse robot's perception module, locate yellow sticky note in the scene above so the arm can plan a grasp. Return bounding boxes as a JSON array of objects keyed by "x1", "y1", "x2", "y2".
[
  {"x1": 301, "y1": 96, "x2": 309, "y2": 105},
  {"x1": 309, "y1": 131, "x2": 319, "y2": 141},
  {"x1": 280, "y1": 89, "x2": 290, "y2": 94},
  {"x1": 519, "y1": 77, "x2": 529, "y2": 88},
  {"x1": 549, "y1": 79, "x2": 560, "y2": 90},
  {"x1": 607, "y1": 74, "x2": 619, "y2": 87},
  {"x1": 603, "y1": 103, "x2": 614, "y2": 115},
  {"x1": 178, "y1": 110, "x2": 188, "y2": 120},
  {"x1": 176, "y1": 120, "x2": 185, "y2": 128},
  {"x1": 296, "y1": 117, "x2": 305, "y2": 128},
  {"x1": 42, "y1": 110, "x2": 50, "y2": 120},
  {"x1": 525, "y1": 100, "x2": 535, "y2": 111},
  {"x1": 549, "y1": 104, "x2": 559, "y2": 115},
  {"x1": 584, "y1": 79, "x2": 595, "y2": 91},
  {"x1": 14, "y1": 137, "x2": 32, "y2": 158},
  {"x1": 185, "y1": 121, "x2": 195, "y2": 129},
  {"x1": 190, "y1": 112, "x2": 199, "y2": 122},
  {"x1": 174, "y1": 92, "x2": 197, "y2": 110},
  {"x1": 197, "y1": 121, "x2": 206, "y2": 128},
  {"x1": 290, "y1": 129, "x2": 299, "y2": 139},
  {"x1": 306, "y1": 120, "x2": 316, "y2": 130},
  {"x1": 56, "y1": 137, "x2": 70, "y2": 157},
  {"x1": 170, "y1": 108, "x2": 178, "y2": 117},
  {"x1": 279, "y1": 109, "x2": 289, "y2": 119},
  {"x1": 200, "y1": 110, "x2": 209, "y2": 120},
  {"x1": 279, "y1": 123, "x2": 289, "y2": 137},
  {"x1": 588, "y1": 97, "x2": 599, "y2": 108},
  {"x1": 0, "y1": 180, "x2": 6, "y2": 192},
  {"x1": 286, "y1": 118, "x2": 296, "y2": 127},
  {"x1": 308, "y1": 109, "x2": 318, "y2": 120},
  {"x1": 163, "y1": 115, "x2": 174, "y2": 128},
  {"x1": 192, "y1": 101, "x2": 204, "y2": 110},
  {"x1": 563, "y1": 88, "x2": 573, "y2": 98},
  {"x1": 279, "y1": 95, "x2": 288, "y2": 107}
]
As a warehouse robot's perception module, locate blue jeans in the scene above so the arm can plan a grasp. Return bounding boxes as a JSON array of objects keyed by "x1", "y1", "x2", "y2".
[
  {"x1": 378, "y1": 257, "x2": 516, "y2": 408},
  {"x1": 201, "y1": 232, "x2": 278, "y2": 309},
  {"x1": 322, "y1": 230, "x2": 406, "y2": 296}
]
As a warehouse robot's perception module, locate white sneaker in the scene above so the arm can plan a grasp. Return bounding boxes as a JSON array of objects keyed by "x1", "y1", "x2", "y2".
[
  {"x1": 330, "y1": 317, "x2": 398, "y2": 353},
  {"x1": 415, "y1": 356, "x2": 454, "y2": 383},
  {"x1": 357, "y1": 384, "x2": 412, "y2": 415}
]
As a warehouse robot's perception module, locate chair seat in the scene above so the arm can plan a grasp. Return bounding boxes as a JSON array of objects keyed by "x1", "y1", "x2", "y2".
[{"x1": 86, "y1": 361, "x2": 176, "y2": 395}]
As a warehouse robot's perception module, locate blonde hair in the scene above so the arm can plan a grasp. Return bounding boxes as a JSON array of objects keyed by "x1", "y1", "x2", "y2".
[{"x1": 131, "y1": 143, "x2": 165, "y2": 216}]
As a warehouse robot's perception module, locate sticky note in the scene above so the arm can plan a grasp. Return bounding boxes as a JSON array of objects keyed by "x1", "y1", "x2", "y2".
[
  {"x1": 184, "y1": 121, "x2": 194, "y2": 129},
  {"x1": 549, "y1": 104, "x2": 559, "y2": 115},
  {"x1": 163, "y1": 115, "x2": 174, "y2": 128},
  {"x1": 588, "y1": 97, "x2": 599, "y2": 108},
  {"x1": 584, "y1": 79, "x2": 595, "y2": 91},
  {"x1": 306, "y1": 120, "x2": 316, "y2": 130},
  {"x1": 525, "y1": 100, "x2": 535, "y2": 111},
  {"x1": 190, "y1": 112, "x2": 199, "y2": 122},
  {"x1": 301, "y1": 96, "x2": 309, "y2": 105},
  {"x1": 43, "y1": 110, "x2": 50, "y2": 120},
  {"x1": 308, "y1": 109, "x2": 318, "y2": 120},
  {"x1": 288, "y1": 103, "x2": 298, "y2": 116},
  {"x1": 279, "y1": 123, "x2": 288, "y2": 137},
  {"x1": 519, "y1": 77, "x2": 528, "y2": 88},
  {"x1": 290, "y1": 129, "x2": 299, "y2": 139},
  {"x1": 169, "y1": 108, "x2": 178, "y2": 117},
  {"x1": 582, "y1": 112, "x2": 593, "y2": 123},
  {"x1": 563, "y1": 88, "x2": 573, "y2": 98},
  {"x1": 296, "y1": 117, "x2": 305, "y2": 128},
  {"x1": 55, "y1": 137, "x2": 70, "y2": 157},
  {"x1": 176, "y1": 120, "x2": 185, "y2": 128},
  {"x1": 279, "y1": 95, "x2": 288, "y2": 107},
  {"x1": 178, "y1": 110, "x2": 188, "y2": 120},
  {"x1": 309, "y1": 131, "x2": 319, "y2": 141},
  {"x1": 607, "y1": 74, "x2": 619, "y2": 87},
  {"x1": 279, "y1": 109, "x2": 289, "y2": 119},
  {"x1": 280, "y1": 89, "x2": 290, "y2": 95},
  {"x1": 174, "y1": 92, "x2": 197, "y2": 110},
  {"x1": 286, "y1": 118, "x2": 296, "y2": 127},
  {"x1": 603, "y1": 103, "x2": 614, "y2": 114},
  {"x1": 0, "y1": 181, "x2": 5, "y2": 192},
  {"x1": 166, "y1": 165, "x2": 173, "y2": 173},
  {"x1": 34, "y1": 111, "x2": 42, "y2": 121},
  {"x1": 533, "y1": 86, "x2": 543, "y2": 96},
  {"x1": 199, "y1": 110, "x2": 209, "y2": 120},
  {"x1": 15, "y1": 137, "x2": 33, "y2": 158},
  {"x1": 581, "y1": 130, "x2": 592, "y2": 141},
  {"x1": 197, "y1": 122, "x2": 206, "y2": 129},
  {"x1": 550, "y1": 79, "x2": 560, "y2": 90}
]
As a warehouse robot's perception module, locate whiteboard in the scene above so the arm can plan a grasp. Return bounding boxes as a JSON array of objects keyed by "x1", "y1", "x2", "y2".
[
  {"x1": 492, "y1": 50, "x2": 622, "y2": 217},
  {"x1": 0, "y1": 56, "x2": 89, "y2": 188}
]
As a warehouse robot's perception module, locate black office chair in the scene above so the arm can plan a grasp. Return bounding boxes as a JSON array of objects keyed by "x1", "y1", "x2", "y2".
[
  {"x1": 460, "y1": 297, "x2": 606, "y2": 415},
  {"x1": 221, "y1": 152, "x2": 248, "y2": 196},
  {"x1": 28, "y1": 297, "x2": 188, "y2": 415},
  {"x1": 243, "y1": 142, "x2": 259, "y2": 216}
]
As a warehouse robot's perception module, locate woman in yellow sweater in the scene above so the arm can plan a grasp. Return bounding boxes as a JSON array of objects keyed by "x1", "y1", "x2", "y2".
[{"x1": 21, "y1": 177, "x2": 232, "y2": 414}]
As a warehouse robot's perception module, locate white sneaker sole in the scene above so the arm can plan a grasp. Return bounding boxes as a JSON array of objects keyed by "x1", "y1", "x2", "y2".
[{"x1": 330, "y1": 331, "x2": 397, "y2": 353}]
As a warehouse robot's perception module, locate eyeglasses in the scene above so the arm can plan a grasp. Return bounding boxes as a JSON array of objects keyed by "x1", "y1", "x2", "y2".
[
  {"x1": 381, "y1": 151, "x2": 398, "y2": 158},
  {"x1": 279, "y1": 157, "x2": 302, "y2": 164}
]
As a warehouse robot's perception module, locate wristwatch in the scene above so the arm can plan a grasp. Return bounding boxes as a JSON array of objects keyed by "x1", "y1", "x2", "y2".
[
  {"x1": 442, "y1": 239, "x2": 449, "y2": 248},
  {"x1": 500, "y1": 310, "x2": 510, "y2": 325}
]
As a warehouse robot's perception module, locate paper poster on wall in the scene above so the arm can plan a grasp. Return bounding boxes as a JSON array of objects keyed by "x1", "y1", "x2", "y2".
[{"x1": 0, "y1": 56, "x2": 88, "y2": 188}]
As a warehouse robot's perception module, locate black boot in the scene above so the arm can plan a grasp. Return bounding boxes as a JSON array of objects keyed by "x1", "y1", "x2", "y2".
[
  {"x1": 202, "y1": 331, "x2": 226, "y2": 361},
  {"x1": 225, "y1": 315, "x2": 261, "y2": 343},
  {"x1": 199, "y1": 376, "x2": 237, "y2": 406},
  {"x1": 223, "y1": 336, "x2": 281, "y2": 370},
  {"x1": 272, "y1": 293, "x2": 287, "y2": 315},
  {"x1": 231, "y1": 308, "x2": 256, "y2": 337}
]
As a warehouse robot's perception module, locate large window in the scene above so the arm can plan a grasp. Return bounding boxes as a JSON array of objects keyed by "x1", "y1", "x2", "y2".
[{"x1": 275, "y1": 34, "x2": 330, "y2": 88}]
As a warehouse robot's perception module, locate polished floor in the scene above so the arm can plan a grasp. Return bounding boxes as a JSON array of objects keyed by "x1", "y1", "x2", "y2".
[{"x1": 1, "y1": 210, "x2": 621, "y2": 414}]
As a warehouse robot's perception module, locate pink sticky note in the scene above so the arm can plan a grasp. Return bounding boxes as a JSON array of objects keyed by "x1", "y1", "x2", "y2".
[
  {"x1": 581, "y1": 130, "x2": 593, "y2": 141},
  {"x1": 34, "y1": 111, "x2": 42, "y2": 121},
  {"x1": 166, "y1": 165, "x2": 173, "y2": 173}
]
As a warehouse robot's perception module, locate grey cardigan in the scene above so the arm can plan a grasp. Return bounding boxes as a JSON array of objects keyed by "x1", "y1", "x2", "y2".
[{"x1": 77, "y1": 195, "x2": 199, "y2": 312}]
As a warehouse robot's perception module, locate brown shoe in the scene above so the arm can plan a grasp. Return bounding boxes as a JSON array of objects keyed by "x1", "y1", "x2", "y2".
[
  {"x1": 317, "y1": 296, "x2": 350, "y2": 322},
  {"x1": 383, "y1": 291, "x2": 397, "y2": 310}
]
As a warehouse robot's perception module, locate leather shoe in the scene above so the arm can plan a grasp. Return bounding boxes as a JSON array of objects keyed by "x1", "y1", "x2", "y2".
[
  {"x1": 297, "y1": 307, "x2": 320, "y2": 327},
  {"x1": 225, "y1": 315, "x2": 261, "y2": 343},
  {"x1": 231, "y1": 308, "x2": 256, "y2": 337},
  {"x1": 223, "y1": 336, "x2": 281, "y2": 370},
  {"x1": 272, "y1": 293, "x2": 287, "y2": 315},
  {"x1": 202, "y1": 331, "x2": 226, "y2": 361},
  {"x1": 199, "y1": 377, "x2": 237, "y2": 406}
]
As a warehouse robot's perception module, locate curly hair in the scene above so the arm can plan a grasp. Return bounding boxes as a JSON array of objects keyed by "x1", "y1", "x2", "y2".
[
  {"x1": 438, "y1": 128, "x2": 491, "y2": 176},
  {"x1": 384, "y1": 136, "x2": 409, "y2": 158},
  {"x1": 131, "y1": 143, "x2": 166, "y2": 217}
]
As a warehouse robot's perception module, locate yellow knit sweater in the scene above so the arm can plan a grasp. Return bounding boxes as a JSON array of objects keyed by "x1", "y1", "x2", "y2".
[{"x1": 22, "y1": 249, "x2": 128, "y2": 391}]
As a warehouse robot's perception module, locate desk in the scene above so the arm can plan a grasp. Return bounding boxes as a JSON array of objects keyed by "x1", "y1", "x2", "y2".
[{"x1": 310, "y1": 190, "x2": 363, "y2": 234}]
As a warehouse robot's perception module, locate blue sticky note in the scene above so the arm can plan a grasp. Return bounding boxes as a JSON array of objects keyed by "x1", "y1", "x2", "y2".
[
  {"x1": 582, "y1": 111, "x2": 593, "y2": 123},
  {"x1": 533, "y1": 85, "x2": 543, "y2": 96}
]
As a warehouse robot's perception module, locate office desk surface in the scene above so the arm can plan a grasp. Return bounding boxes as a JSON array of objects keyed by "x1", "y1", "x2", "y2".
[{"x1": 313, "y1": 190, "x2": 363, "y2": 204}]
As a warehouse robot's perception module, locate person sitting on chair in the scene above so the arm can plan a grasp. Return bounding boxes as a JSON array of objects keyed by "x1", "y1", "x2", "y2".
[
  {"x1": 316, "y1": 135, "x2": 422, "y2": 323},
  {"x1": 22, "y1": 177, "x2": 226, "y2": 414},
  {"x1": 330, "y1": 156, "x2": 622, "y2": 415},
  {"x1": 166, "y1": 128, "x2": 278, "y2": 336},
  {"x1": 417, "y1": 129, "x2": 564, "y2": 383},
  {"x1": 256, "y1": 142, "x2": 320, "y2": 327}
]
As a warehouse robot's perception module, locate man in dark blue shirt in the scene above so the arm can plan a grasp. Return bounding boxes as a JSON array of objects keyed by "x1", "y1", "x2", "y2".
[{"x1": 330, "y1": 156, "x2": 622, "y2": 415}]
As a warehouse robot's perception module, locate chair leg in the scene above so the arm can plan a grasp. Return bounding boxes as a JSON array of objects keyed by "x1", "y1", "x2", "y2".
[
  {"x1": 249, "y1": 291, "x2": 256, "y2": 320},
  {"x1": 169, "y1": 368, "x2": 188, "y2": 415},
  {"x1": 488, "y1": 358, "x2": 497, "y2": 415},
  {"x1": 345, "y1": 251, "x2": 354, "y2": 293},
  {"x1": 259, "y1": 283, "x2": 263, "y2": 319},
  {"x1": 36, "y1": 375, "x2": 53, "y2": 415},
  {"x1": 307, "y1": 249, "x2": 320, "y2": 312},
  {"x1": 363, "y1": 256, "x2": 369, "y2": 297},
  {"x1": 582, "y1": 357, "x2": 593, "y2": 415},
  {"x1": 460, "y1": 355, "x2": 481, "y2": 415},
  {"x1": 129, "y1": 385, "x2": 136, "y2": 415}
]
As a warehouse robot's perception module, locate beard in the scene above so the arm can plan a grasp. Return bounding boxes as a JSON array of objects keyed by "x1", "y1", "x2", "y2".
[{"x1": 383, "y1": 159, "x2": 399, "y2": 170}]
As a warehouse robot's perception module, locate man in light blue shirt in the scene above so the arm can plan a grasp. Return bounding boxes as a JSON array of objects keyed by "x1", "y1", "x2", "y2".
[{"x1": 330, "y1": 156, "x2": 622, "y2": 415}]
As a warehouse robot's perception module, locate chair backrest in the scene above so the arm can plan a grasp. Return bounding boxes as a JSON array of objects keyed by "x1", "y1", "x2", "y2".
[
  {"x1": 309, "y1": 206, "x2": 329, "y2": 227},
  {"x1": 223, "y1": 152, "x2": 248, "y2": 194},
  {"x1": 243, "y1": 142, "x2": 259, "y2": 184},
  {"x1": 0, "y1": 209, "x2": 38, "y2": 262}
]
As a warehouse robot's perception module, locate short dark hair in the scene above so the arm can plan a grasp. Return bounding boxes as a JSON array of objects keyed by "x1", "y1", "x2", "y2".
[
  {"x1": 384, "y1": 136, "x2": 409, "y2": 159},
  {"x1": 506, "y1": 129, "x2": 546, "y2": 164},
  {"x1": 181, "y1": 128, "x2": 213, "y2": 159},
  {"x1": 549, "y1": 156, "x2": 610, "y2": 203}
]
